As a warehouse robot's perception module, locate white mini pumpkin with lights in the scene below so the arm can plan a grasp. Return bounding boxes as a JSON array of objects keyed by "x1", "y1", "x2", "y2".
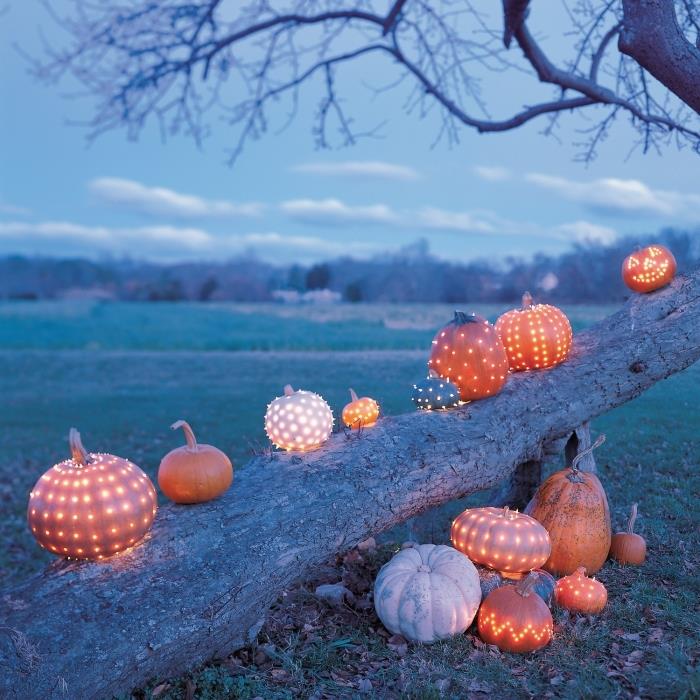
[
  {"x1": 27, "y1": 428, "x2": 158, "y2": 560},
  {"x1": 265, "y1": 384, "x2": 334, "y2": 451},
  {"x1": 374, "y1": 543, "x2": 481, "y2": 644}
]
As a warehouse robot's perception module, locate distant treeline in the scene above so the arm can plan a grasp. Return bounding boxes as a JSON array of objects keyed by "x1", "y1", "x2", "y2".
[{"x1": 1, "y1": 230, "x2": 697, "y2": 303}]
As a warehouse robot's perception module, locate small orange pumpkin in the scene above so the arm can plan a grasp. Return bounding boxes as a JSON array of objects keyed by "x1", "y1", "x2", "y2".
[
  {"x1": 622, "y1": 244, "x2": 676, "y2": 293},
  {"x1": 342, "y1": 388, "x2": 379, "y2": 429},
  {"x1": 428, "y1": 311, "x2": 508, "y2": 401},
  {"x1": 554, "y1": 567, "x2": 607, "y2": 615},
  {"x1": 609, "y1": 503, "x2": 646, "y2": 565},
  {"x1": 477, "y1": 572, "x2": 553, "y2": 653},
  {"x1": 451, "y1": 506, "x2": 551, "y2": 576},
  {"x1": 525, "y1": 435, "x2": 611, "y2": 576},
  {"x1": 158, "y1": 420, "x2": 233, "y2": 504},
  {"x1": 28, "y1": 428, "x2": 157, "y2": 560},
  {"x1": 495, "y1": 292, "x2": 573, "y2": 371}
]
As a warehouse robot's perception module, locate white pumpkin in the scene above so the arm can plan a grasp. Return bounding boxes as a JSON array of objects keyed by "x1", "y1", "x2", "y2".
[
  {"x1": 264, "y1": 384, "x2": 334, "y2": 452},
  {"x1": 374, "y1": 543, "x2": 481, "y2": 643}
]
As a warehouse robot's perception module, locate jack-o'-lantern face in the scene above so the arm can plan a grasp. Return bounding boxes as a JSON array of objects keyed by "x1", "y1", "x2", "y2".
[{"x1": 622, "y1": 244, "x2": 676, "y2": 293}]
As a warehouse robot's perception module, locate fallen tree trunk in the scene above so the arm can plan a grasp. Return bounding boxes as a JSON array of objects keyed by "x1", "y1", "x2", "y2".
[{"x1": 2, "y1": 268, "x2": 699, "y2": 699}]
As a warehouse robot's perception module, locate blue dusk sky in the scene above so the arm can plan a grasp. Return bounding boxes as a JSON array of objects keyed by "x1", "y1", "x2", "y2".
[{"x1": 0, "y1": 2, "x2": 698, "y2": 265}]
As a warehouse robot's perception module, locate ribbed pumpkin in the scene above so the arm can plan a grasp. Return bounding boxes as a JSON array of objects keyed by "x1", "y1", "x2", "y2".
[
  {"x1": 451, "y1": 506, "x2": 551, "y2": 576},
  {"x1": 341, "y1": 388, "x2": 379, "y2": 429},
  {"x1": 495, "y1": 292, "x2": 572, "y2": 371},
  {"x1": 477, "y1": 572, "x2": 553, "y2": 653},
  {"x1": 525, "y1": 435, "x2": 611, "y2": 576},
  {"x1": 622, "y1": 244, "x2": 676, "y2": 293},
  {"x1": 609, "y1": 503, "x2": 646, "y2": 565},
  {"x1": 554, "y1": 567, "x2": 608, "y2": 615},
  {"x1": 428, "y1": 311, "x2": 508, "y2": 401},
  {"x1": 158, "y1": 420, "x2": 233, "y2": 504}
]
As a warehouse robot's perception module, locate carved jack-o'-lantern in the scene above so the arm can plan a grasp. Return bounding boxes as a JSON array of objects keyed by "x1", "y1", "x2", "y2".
[
  {"x1": 451, "y1": 506, "x2": 551, "y2": 576},
  {"x1": 495, "y1": 292, "x2": 573, "y2": 371},
  {"x1": 428, "y1": 311, "x2": 509, "y2": 401},
  {"x1": 342, "y1": 388, "x2": 380, "y2": 429},
  {"x1": 27, "y1": 428, "x2": 158, "y2": 560},
  {"x1": 265, "y1": 385, "x2": 333, "y2": 451},
  {"x1": 622, "y1": 244, "x2": 676, "y2": 293}
]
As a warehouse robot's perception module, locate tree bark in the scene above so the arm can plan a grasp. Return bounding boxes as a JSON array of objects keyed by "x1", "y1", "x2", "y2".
[
  {"x1": 620, "y1": 0, "x2": 700, "y2": 115},
  {"x1": 1, "y1": 268, "x2": 699, "y2": 699}
]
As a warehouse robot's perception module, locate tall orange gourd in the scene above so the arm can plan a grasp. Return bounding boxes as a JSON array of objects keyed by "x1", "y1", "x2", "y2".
[
  {"x1": 495, "y1": 292, "x2": 572, "y2": 371},
  {"x1": 525, "y1": 435, "x2": 611, "y2": 576},
  {"x1": 428, "y1": 311, "x2": 508, "y2": 401}
]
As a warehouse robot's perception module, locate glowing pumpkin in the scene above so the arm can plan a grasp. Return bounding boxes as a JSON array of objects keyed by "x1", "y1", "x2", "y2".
[
  {"x1": 27, "y1": 428, "x2": 157, "y2": 560},
  {"x1": 451, "y1": 506, "x2": 551, "y2": 576},
  {"x1": 265, "y1": 384, "x2": 333, "y2": 451},
  {"x1": 525, "y1": 435, "x2": 611, "y2": 576},
  {"x1": 341, "y1": 388, "x2": 379, "y2": 429},
  {"x1": 374, "y1": 544, "x2": 481, "y2": 643},
  {"x1": 622, "y1": 244, "x2": 676, "y2": 293},
  {"x1": 495, "y1": 292, "x2": 572, "y2": 371},
  {"x1": 411, "y1": 370, "x2": 461, "y2": 410},
  {"x1": 609, "y1": 502, "x2": 646, "y2": 565},
  {"x1": 428, "y1": 311, "x2": 508, "y2": 401},
  {"x1": 158, "y1": 420, "x2": 233, "y2": 504},
  {"x1": 554, "y1": 567, "x2": 607, "y2": 615},
  {"x1": 477, "y1": 572, "x2": 553, "y2": 653}
]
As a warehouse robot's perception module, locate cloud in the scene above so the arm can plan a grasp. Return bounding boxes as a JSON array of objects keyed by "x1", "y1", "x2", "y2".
[
  {"x1": 473, "y1": 166, "x2": 511, "y2": 182},
  {"x1": 525, "y1": 173, "x2": 700, "y2": 218},
  {"x1": 416, "y1": 207, "x2": 496, "y2": 234},
  {"x1": 280, "y1": 198, "x2": 400, "y2": 225},
  {"x1": 0, "y1": 202, "x2": 32, "y2": 216},
  {"x1": 89, "y1": 177, "x2": 263, "y2": 219},
  {"x1": 292, "y1": 161, "x2": 420, "y2": 181},
  {"x1": 553, "y1": 220, "x2": 617, "y2": 244}
]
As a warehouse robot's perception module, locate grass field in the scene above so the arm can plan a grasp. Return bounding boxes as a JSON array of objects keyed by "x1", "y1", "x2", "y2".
[{"x1": 1, "y1": 301, "x2": 698, "y2": 699}]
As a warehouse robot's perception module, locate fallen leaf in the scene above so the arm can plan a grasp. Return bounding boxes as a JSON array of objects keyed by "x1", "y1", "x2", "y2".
[
  {"x1": 315, "y1": 583, "x2": 356, "y2": 607},
  {"x1": 271, "y1": 668, "x2": 291, "y2": 682},
  {"x1": 151, "y1": 683, "x2": 170, "y2": 698},
  {"x1": 357, "y1": 678, "x2": 373, "y2": 692},
  {"x1": 357, "y1": 537, "x2": 376, "y2": 552},
  {"x1": 387, "y1": 634, "x2": 408, "y2": 657},
  {"x1": 648, "y1": 628, "x2": 664, "y2": 643}
]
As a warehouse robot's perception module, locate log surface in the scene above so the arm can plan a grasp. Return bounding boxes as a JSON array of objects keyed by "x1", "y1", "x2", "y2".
[{"x1": 2, "y1": 268, "x2": 699, "y2": 699}]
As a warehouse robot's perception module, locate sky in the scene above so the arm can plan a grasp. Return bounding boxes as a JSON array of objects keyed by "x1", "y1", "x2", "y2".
[{"x1": 0, "y1": 2, "x2": 698, "y2": 266}]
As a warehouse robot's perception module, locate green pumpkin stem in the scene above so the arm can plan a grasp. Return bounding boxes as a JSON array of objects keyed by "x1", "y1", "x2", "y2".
[
  {"x1": 627, "y1": 503, "x2": 639, "y2": 534},
  {"x1": 171, "y1": 420, "x2": 198, "y2": 451},
  {"x1": 571, "y1": 434, "x2": 606, "y2": 474},
  {"x1": 68, "y1": 428, "x2": 89, "y2": 466}
]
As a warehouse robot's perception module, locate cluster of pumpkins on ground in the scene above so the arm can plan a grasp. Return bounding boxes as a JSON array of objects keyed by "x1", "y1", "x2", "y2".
[{"x1": 26, "y1": 244, "x2": 671, "y2": 579}]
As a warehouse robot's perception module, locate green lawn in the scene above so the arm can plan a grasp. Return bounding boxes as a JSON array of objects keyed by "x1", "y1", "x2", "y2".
[{"x1": 0, "y1": 301, "x2": 698, "y2": 699}]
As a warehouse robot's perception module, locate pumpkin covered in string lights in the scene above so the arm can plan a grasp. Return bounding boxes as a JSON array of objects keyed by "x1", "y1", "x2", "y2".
[
  {"x1": 158, "y1": 420, "x2": 233, "y2": 504},
  {"x1": 554, "y1": 567, "x2": 608, "y2": 615},
  {"x1": 27, "y1": 428, "x2": 158, "y2": 560},
  {"x1": 477, "y1": 572, "x2": 554, "y2": 653},
  {"x1": 428, "y1": 311, "x2": 508, "y2": 401},
  {"x1": 495, "y1": 292, "x2": 573, "y2": 371},
  {"x1": 451, "y1": 506, "x2": 551, "y2": 576},
  {"x1": 342, "y1": 388, "x2": 380, "y2": 429},
  {"x1": 411, "y1": 370, "x2": 460, "y2": 410},
  {"x1": 622, "y1": 244, "x2": 676, "y2": 293},
  {"x1": 609, "y1": 503, "x2": 646, "y2": 565},
  {"x1": 374, "y1": 544, "x2": 481, "y2": 643},
  {"x1": 265, "y1": 385, "x2": 333, "y2": 451},
  {"x1": 525, "y1": 435, "x2": 611, "y2": 576}
]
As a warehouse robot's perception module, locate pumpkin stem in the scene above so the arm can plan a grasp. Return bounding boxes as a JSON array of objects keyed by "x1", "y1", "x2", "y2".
[
  {"x1": 522, "y1": 291, "x2": 533, "y2": 308},
  {"x1": 171, "y1": 420, "x2": 198, "y2": 451},
  {"x1": 627, "y1": 503, "x2": 638, "y2": 534},
  {"x1": 571, "y1": 434, "x2": 606, "y2": 473},
  {"x1": 68, "y1": 428, "x2": 89, "y2": 466},
  {"x1": 348, "y1": 388, "x2": 359, "y2": 403},
  {"x1": 453, "y1": 310, "x2": 478, "y2": 325},
  {"x1": 515, "y1": 571, "x2": 539, "y2": 598},
  {"x1": 427, "y1": 368, "x2": 441, "y2": 380},
  {"x1": 575, "y1": 566, "x2": 587, "y2": 577},
  {"x1": 283, "y1": 384, "x2": 295, "y2": 396}
]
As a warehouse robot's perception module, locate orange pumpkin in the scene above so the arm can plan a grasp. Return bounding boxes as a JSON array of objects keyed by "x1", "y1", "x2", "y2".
[
  {"x1": 622, "y1": 244, "x2": 676, "y2": 293},
  {"x1": 525, "y1": 435, "x2": 611, "y2": 576},
  {"x1": 451, "y1": 506, "x2": 551, "y2": 576},
  {"x1": 554, "y1": 567, "x2": 607, "y2": 615},
  {"x1": 158, "y1": 420, "x2": 233, "y2": 504},
  {"x1": 609, "y1": 503, "x2": 646, "y2": 565},
  {"x1": 27, "y1": 428, "x2": 157, "y2": 560},
  {"x1": 341, "y1": 388, "x2": 379, "y2": 429},
  {"x1": 428, "y1": 311, "x2": 508, "y2": 401},
  {"x1": 495, "y1": 292, "x2": 572, "y2": 371},
  {"x1": 478, "y1": 572, "x2": 553, "y2": 653}
]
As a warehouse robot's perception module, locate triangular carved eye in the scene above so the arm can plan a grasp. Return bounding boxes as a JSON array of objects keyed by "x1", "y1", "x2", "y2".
[{"x1": 627, "y1": 256, "x2": 640, "y2": 269}]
